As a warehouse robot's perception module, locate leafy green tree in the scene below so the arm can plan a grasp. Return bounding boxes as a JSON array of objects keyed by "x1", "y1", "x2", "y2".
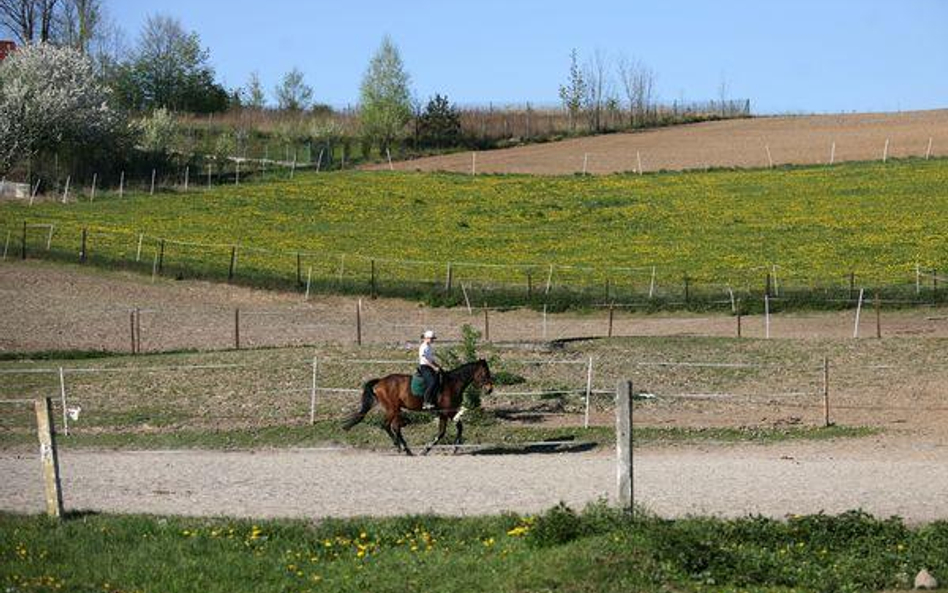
[
  {"x1": 244, "y1": 70, "x2": 266, "y2": 109},
  {"x1": 359, "y1": 35, "x2": 413, "y2": 154},
  {"x1": 274, "y1": 67, "x2": 312, "y2": 111},
  {"x1": 558, "y1": 48, "x2": 586, "y2": 133},
  {"x1": 110, "y1": 14, "x2": 229, "y2": 113},
  {"x1": 417, "y1": 94, "x2": 462, "y2": 148}
]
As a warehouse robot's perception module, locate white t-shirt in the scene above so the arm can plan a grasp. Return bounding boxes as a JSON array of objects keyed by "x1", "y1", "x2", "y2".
[{"x1": 418, "y1": 342, "x2": 436, "y2": 367}]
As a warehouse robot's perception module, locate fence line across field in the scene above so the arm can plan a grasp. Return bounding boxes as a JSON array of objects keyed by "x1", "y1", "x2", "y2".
[{"x1": 12, "y1": 217, "x2": 948, "y2": 298}]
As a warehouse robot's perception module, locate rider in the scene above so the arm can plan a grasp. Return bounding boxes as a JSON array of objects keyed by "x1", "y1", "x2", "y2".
[{"x1": 418, "y1": 329, "x2": 442, "y2": 410}]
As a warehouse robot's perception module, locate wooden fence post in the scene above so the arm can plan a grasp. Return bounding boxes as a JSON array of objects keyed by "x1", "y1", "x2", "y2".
[
  {"x1": 129, "y1": 309, "x2": 136, "y2": 354},
  {"x1": 356, "y1": 299, "x2": 363, "y2": 346},
  {"x1": 822, "y1": 357, "x2": 831, "y2": 427},
  {"x1": 736, "y1": 298, "x2": 742, "y2": 338},
  {"x1": 234, "y1": 308, "x2": 240, "y2": 350},
  {"x1": 158, "y1": 239, "x2": 165, "y2": 275},
  {"x1": 616, "y1": 380, "x2": 633, "y2": 510},
  {"x1": 228, "y1": 246, "x2": 237, "y2": 281},
  {"x1": 683, "y1": 274, "x2": 690, "y2": 305},
  {"x1": 483, "y1": 305, "x2": 490, "y2": 342},
  {"x1": 875, "y1": 294, "x2": 881, "y2": 339},
  {"x1": 34, "y1": 397, "x2": 64, "y2": 519},
  {"x1": 608, "y1": 303, "x2": 615, "y2": 337},
  {"x1": 296, "y1": 252, "x2": 302, "y2": 288},
  {"x1": 370, "y1": 260, "x2": 377, "y2": 298},
  {"x1": 135, "y1": 307, "x2": 142, "y2": 353},
  {"x1": 445, "y1": 263, "x2": 453, "y2": 293},
  {"x1": 933, "y1": 270, "x2": 938, "y2": 305}
]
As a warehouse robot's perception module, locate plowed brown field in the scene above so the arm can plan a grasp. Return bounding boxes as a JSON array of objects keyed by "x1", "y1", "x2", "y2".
[{"x1": 368, "y1": 110, "x2": 948, "y2": 175}]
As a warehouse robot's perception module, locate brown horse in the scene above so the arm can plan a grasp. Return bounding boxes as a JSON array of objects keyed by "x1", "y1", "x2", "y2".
[{"x1": 341, "y1": 359, "x2": 494, "y2": 456}]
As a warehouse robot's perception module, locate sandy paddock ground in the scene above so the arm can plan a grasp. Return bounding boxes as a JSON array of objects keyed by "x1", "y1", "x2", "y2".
[
  {"x1": 2, "y1": 436, "x2": 947, "y2": 522},
  {"x1": 4, "y1": 261, "x2": 948, "y2": 522},
  {"x1": 5, "y1": 261, "x2": 948, "y2": 353}
]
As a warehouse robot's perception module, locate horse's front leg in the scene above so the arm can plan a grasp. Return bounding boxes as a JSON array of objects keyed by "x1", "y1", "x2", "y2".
[
  {"x1": 422, "y1": 416, "x2": 448, "y2": 456},
  {"x1": 383, "y1": 423, "x2": 401, "y2": 452},
  {"x1": 397, "y1": 426, "x2": 414, "y2": 456},
  {"x1": 452, "y1": 420, "x2": 464, "y2": 455}
]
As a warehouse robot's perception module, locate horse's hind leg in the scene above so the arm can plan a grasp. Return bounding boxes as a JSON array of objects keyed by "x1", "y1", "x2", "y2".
[
  {"x1": 382, "y1": 410, "x2": 403, "y2": 452},
  {"x1": 392, "y1": 414, "x2": 413, "y2": 456},
  {"x1": 422, "y1": 416, "x2": 448, "y2": 456}
]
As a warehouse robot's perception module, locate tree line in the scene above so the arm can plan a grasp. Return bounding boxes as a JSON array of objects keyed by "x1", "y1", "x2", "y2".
[{"x1": 0, "y1": 1, "x2": 750, "y2": 185}]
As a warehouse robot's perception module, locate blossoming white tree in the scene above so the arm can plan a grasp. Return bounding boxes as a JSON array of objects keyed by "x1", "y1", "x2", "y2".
[{"x1": 0, "y1": 42, "x2": 126, "y2": 175}]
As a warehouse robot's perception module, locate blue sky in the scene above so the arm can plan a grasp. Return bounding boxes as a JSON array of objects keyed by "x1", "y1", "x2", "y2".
[{"x1": 108, "y1": 0, "x2": 947, "y2": 114}]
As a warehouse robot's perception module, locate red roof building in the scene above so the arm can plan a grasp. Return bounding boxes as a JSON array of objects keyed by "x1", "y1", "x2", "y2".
[{"x1": 0, "y1": 41, "x2": 15, "y2": 61}]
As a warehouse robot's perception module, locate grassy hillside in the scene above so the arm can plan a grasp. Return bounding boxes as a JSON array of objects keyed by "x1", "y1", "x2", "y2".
[{"x1": 3, "y1": 159, "x2": 947, "y2": 308}]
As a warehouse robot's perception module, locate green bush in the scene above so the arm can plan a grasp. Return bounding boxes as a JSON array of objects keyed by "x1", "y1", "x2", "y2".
[{"x1": 527, "y1": 502, "x2": 584, "y2": 548}]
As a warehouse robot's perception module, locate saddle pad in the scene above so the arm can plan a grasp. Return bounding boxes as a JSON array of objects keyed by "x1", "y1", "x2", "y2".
[{"x1": 410, "y1": 373, "x2": 426, "y2": 397}]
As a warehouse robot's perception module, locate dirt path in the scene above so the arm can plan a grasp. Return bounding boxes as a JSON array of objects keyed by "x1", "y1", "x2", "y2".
[
  {"x1": 3, "y1": 437, "x2": 946, "y2": 522},
  {"x1": 5, "y1": 261, "x2": 948, "y2": 353},
  {"x1": 367, "y1": 110, "x2": 948, "y2": 175}
]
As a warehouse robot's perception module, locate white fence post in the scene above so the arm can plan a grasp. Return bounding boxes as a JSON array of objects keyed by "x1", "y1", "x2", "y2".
[
  {"x1": 616, "y1": 380, "x2": 633, "y2": 509},
  {"x1": 58, "y1": 367, "x2": 68, "y2": 436},
  {"x1": 765, "y1": 294, "x2": 771, "y2": 339},
  {"x1": 853, "y1": 288, "x2": 865, "y2": 338},
  {"x1": 583, "y1": 357, "x2": 594, "y2": 429}
]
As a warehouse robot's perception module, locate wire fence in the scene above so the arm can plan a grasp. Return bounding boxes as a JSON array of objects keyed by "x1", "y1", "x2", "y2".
[
  {"x1": 3, "y1": 342, "x2": 948, "y2": 446},
  {"x1": 4, "y1": 216, "x2": 948, "y2": 313},
  {"x1": 0, "y1": 350, "x2": 611, "y2": 438},
  {"x1": 6, "y1": 278, "x2": 948, "y2": 356}
]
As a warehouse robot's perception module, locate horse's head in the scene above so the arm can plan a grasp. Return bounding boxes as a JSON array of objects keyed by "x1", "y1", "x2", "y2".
[{"x1": 473, "y1": 359, "x2": 494, "y2": 395}]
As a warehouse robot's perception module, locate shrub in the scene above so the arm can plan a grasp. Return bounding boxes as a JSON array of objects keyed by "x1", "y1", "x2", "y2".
[
  {"x1": 527, "y1": 502, "x2": 584, "y2": 548},
  {"x1": 138, "y1": 108, "x2": 179, "y2": 156}
]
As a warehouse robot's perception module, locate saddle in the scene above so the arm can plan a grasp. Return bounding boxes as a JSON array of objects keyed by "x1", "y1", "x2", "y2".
[{"x1": 411, "y1": 370, "x2": 440, "y2": 398}]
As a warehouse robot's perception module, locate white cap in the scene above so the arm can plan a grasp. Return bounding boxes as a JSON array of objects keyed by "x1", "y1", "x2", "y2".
[{"x1": 423, "y1": 329, "x2": 436, "y2": 339}]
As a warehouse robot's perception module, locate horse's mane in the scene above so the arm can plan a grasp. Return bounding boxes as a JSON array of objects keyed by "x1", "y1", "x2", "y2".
[{"x1": 444, "y1": 359, "x2": 485, "y2": 379}]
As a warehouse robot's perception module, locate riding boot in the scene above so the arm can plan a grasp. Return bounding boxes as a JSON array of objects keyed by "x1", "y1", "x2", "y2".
[{"x1": 422, "y1": 384, "x2": 437, "y2": 410}]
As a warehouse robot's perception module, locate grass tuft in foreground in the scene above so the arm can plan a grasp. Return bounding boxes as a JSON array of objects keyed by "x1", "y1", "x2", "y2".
[{"x1": 2, "y1": 503, "x2": 947, "y2": 592}]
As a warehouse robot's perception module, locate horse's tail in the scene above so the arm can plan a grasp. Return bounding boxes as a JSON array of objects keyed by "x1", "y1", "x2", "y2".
[{"x1": 341, "y1": 379, "x2": 379, "y2": 431}]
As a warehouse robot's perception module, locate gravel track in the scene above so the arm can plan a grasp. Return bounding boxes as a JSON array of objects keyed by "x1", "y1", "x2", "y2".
[{"x1": 3, "y1": 438, "x2": 947, "y2": 522}]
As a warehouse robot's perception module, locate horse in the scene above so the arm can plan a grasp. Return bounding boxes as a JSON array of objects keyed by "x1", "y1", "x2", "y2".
[{"x1": 341, "y1": 359, "x2": 494, "y2": 456}]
